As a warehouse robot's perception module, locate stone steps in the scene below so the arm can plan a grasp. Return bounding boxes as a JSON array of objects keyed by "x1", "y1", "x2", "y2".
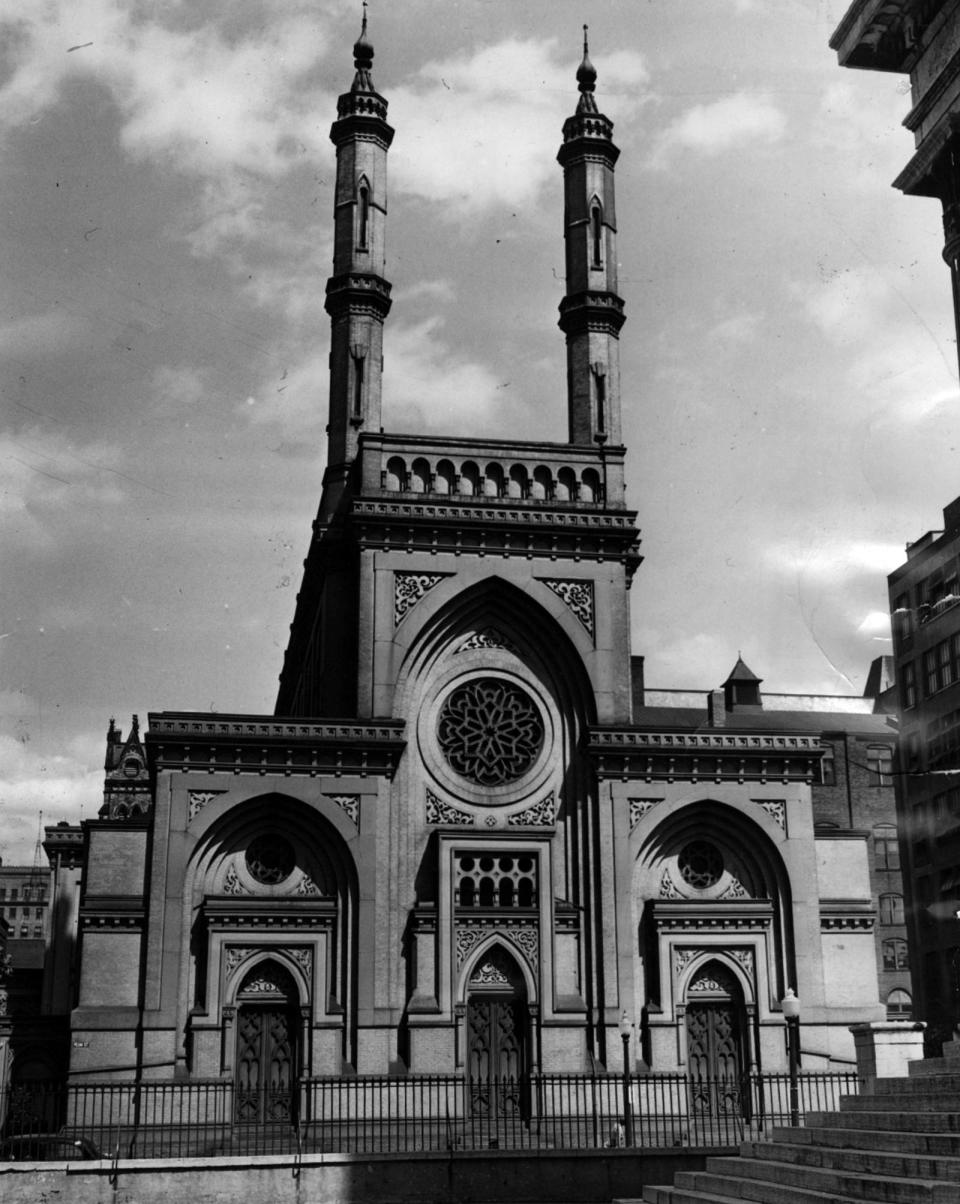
[
  {"x1": 641, "y1": 1055, "x2": 960, "y2": 1204},
  {"x1": 777, "y1": 1122, "x2": 960, "y2": 1157},
  {"x1": 741, "y1": 1136, "x2": 960, "y2": 1181}
]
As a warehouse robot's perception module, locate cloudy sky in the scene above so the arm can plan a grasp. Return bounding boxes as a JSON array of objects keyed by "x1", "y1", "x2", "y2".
[{"x1": 1, "y1": 0, "x2": 956, "y2": 861}]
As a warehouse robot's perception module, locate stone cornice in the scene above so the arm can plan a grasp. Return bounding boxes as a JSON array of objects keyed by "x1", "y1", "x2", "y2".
[
  {"x1": 147, "y1": 714, "x2": 406, "y2": 779},
  {"x1": 650, "y1": 899, "x2": 774, "y2": 932},
  {"x1": 324, "y1": 272, "x2": 393, "y2": 320},
  {"x1": 587, "y1": 728, "x2": 823, "y2": 783},
  {"x1": 347, "y1": 500, "x2": 641, "y2": 573},
  {"x1": 558, "y1": 290, "x2": 627, "y2": 336}
]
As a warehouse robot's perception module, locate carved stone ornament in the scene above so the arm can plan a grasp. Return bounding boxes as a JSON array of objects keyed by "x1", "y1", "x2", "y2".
[
  {"x1": 225, "y1": 946, "x2": 254, "y2": 973},
  {"x1": 470, "y1": 960, "x2": 511, "y2": 987},
  {"x1": 540, "y1": 578, "x2": 595, "y2": 637},
  {"x1": 629, "y1": 798, "x2": 663, "y2": 828},
  {"x1": 507, "y1": 794, "x2": 555, "y2": 826},
  {"x1": 437, "y1": 678, "x2": 544, "y2": 786},
  {"x1": 425, "y1": 789, "x2": 473, "y2": 826},
  {"x1": 289, "y1": 947, "x2": 313, "y2": 977},
  {"x1": 753, "y1": 799, "x2": 786, "y2": 831},
  {"x1": 327, "y1": 794, "x2": 360, "y2": 825},
  {"x1": 456, "y1": 923, "x2": 539, "y2": 971},
  {"x1": 242, "y1": 975, "x2": 283, "y2": 994},
  {"x1": 394, "y1": 572, "x2": 447, "y2": 626},
  {"x1": 687, "y1": 963, "x2": 739, "y2": 996},
  {"x1": 296, "y1": 873, "x2": 321, "y2": 896},
  {"x1": 188, "y1": 790, "x2": 226, "y2": 822},
  {"x1": 457, "y1": 627, "x2": 519, "y2": 654},
  {"x1": 731, "y1": 948, "x2": 754, "y2": 976},
  {"x1": 720, "y1": 876, "x2": 748, "y2": 900},
  {"x1": 659, "y1": 867, "x2": 681, "y2": 899},
  {"x1": 674, "y1": 949, "x2": 697, "y2": 975},
  {"x1": 223, "y1": 864, "x2": 247, "y2": 895}
]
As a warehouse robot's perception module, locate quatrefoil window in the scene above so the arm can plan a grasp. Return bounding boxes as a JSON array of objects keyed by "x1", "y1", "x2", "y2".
[
  {"x1": 245, "y1": 835, "x2": 295, "y2": 885},
  {"x1": 677, "y1": 841, "x2": 724, "y2": 890},
  {"x1": 437, "y1": 678, "x2": 544, "y2": 786}
]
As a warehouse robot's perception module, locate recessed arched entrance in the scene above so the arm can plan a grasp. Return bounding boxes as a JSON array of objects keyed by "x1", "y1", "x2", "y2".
[
  {"x1": 465, "y1": 946, "x2": 529, "y2": 1123},
  {"x1": 684, "y1": 960, "x2": 748, "y2": 1118},
  {"x1": 234, "y1": 961, "x2": 299, "y2": 1124}
]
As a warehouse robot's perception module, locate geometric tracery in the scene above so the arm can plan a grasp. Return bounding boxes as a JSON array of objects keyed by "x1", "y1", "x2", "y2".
[{"x1": 437, "y1": 678, "x2": 543, "y2": 786}]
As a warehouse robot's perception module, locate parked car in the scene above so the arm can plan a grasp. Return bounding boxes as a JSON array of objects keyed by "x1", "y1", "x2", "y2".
[{"x1": 0, "y1": 1134, "x2": 101, "y2": 1161}]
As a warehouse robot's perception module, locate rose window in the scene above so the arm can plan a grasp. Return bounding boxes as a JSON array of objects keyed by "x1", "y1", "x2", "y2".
[
  {"x1": 677, "y1": 841, "x2": 724, "y2": 890},
  {"x1": 245, "y1": 834, "x2": 295, "y2": 885},
  {"x1": 437, "y1": 678, "x2": 543, "y2": 786}
]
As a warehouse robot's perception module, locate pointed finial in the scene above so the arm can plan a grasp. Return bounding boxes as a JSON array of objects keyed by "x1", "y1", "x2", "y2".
[
  {"x1": 352, "y1": 1, "x2": 375, "y2": 90},
  {"x1": 576, "y1": 24, "x2": 598, "y2": 113}
]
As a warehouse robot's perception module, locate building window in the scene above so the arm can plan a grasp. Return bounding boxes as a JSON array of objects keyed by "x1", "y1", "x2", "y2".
[
  {"x1": 874, "y1": 825, "x2": 899, "y2": 870},
  {"x1": 892, "y1": 593, "x2": 912, "y2": 646},
  {"x1": 33, "y1": 924, "x2": 43, "y2": 937},
  {"x1": 925, "y1": 648, "x2": 939, "y2": 696},
  {"x1": 886, "y1": 989, "x2": 912, "y2": 1019},
  {"x1": 591, "y1": 202, "x2": 603, "y2": 268},
  {"x1": 820, "y1": 745, "x2": 836, "y2": 786},
  {"x1": 10, "y1": 889, "x2": 17, "y2": 901},
  {"x1": 902, "y1": 661, "x2": 916, "y2": 710},
  {"x1": 35, "y1": 907, "x2": 43, "y2": 919},
  {"x1": 454, "y1": 852, "x2": 537, "y2": 909},
  {"x1": 0, "y1": 888, "x2": 5, "y2": 901},
  {"x1": 867, "y1": 745, "x2": 893, "y2": 786},
  {"x1": 357, "y1": 181, "x2": 370, "y2": 250},
  {"x1": 879, "y1": 893, "x2": 905, "y2": 925},
  {"x1": 882, "y1": 938, "x2": 909, "y2": 970}
]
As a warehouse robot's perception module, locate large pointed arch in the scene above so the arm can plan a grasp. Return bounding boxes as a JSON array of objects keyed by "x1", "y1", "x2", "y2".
[{"x1": 180, "y1": 793, "x2": 360, "y2": 1070}]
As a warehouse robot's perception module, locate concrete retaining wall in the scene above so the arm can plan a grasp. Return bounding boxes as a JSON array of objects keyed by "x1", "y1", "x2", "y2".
[{"x1": 0, "y1": 1147, "x2": 712, "y2": 1204}]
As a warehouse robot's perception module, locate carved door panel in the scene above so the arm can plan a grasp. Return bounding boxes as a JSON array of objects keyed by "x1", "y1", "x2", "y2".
[
  {"x1": 235, "y1": 1007, "x2": 295, "y2": 1124},
  {"x1": 467, "y1": 996, "x2": 526, "y2": 1120},
  {"x1": 686, "y1": 1002, "x2": 744, "y2": 1116}
]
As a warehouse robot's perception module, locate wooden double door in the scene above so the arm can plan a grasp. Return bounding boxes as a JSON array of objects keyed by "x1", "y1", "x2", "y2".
[
  {"x1": 466, "y1": 994, "x2": 528, "y2": 1121},
  {"x1": 685, "y1": 999, "x2": 747, "y2": 1117},
  {"x1": 235, "y1": 1005, "x2": 296, "y2": 1124}
]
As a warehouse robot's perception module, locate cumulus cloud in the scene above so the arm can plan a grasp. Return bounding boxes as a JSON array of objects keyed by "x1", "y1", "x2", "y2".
[
  {"x1": 390, "y1": 37, "x2": 649, "y2": 214},
  {"x1": 649, "y1": 93, "x2": 786, "y2": 167},
  {"x1": 0, "y1": 1, "x2": 338, "y2": 257},
  {"x1": 0, "y1": 727, "x2": 102, "y2": 863},
  {"x1": 0, "y1": 429, "x2": 126, "y2": 548},
  {"x1": 383, "y1": 315, "x2": 508, "y2": 433},
  {"x1": 765, "y1": 538, "x2": 904, "y2": 579}
]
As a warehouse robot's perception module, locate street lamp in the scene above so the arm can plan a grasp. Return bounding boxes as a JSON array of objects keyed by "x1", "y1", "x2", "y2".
[
  {"x1": 618, "y1": 1010, "x2": 633, "y2": 1146},
  {"x1": 781, "y1": 987, "x2": 801, "y2": 1128}
]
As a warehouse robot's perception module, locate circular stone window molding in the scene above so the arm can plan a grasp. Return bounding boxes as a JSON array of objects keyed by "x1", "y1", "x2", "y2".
[{"x1": 418, "y1": 668, "x2": 557, "y2": 808}]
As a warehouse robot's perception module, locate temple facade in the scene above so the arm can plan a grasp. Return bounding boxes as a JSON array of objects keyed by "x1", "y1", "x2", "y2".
[{"x1": 14, "y1": 23, "x2": 907, "y2": 1110}]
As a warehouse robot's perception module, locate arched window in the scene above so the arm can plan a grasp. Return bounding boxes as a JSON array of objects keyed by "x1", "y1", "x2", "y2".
[
  {"x1": 882, "y1": 938, "x2": 909, "y2": 970},
  {"x1": 879, "y1": 893, "x2": 904, "y2": 925},
  {"x1": 886, "y1": 988, "x2": 912, "y2": 1018},
  {"x1": 874, "y1": 825, "x2": 900, "y2": 871},
  {"x1": 357, "y1": 179, "x2": 370, "y2": 250},
  {"x1": 591, "y1": 201, "x2": 603, "y2": 268},
  {"x1": 867, "y1": 744, "x2": 893, "y2": 786}
]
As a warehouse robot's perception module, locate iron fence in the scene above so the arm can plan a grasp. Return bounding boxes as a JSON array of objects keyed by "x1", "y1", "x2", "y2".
[{"x1": 0, "y1": 1069, "x2": 858, "y2": 1160}]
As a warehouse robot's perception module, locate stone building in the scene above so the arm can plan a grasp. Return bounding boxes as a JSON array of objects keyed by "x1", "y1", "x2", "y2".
[
  {"x1": 832, "y1": 1, "x2": 960, "y2": 1043},
  {"x1": 23, "y1": 24, "x2": 904, "y2": 1110}
]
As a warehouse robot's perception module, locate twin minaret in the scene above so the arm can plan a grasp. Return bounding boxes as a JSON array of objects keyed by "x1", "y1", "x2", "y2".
[{"x1": 323, "y1": 19, "x2": 625, "y2": 481}]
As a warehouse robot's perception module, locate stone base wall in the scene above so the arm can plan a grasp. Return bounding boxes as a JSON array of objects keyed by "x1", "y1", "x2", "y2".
[{"x1": 0, "y1": 1148, "x2": 710, "y2": 1204}]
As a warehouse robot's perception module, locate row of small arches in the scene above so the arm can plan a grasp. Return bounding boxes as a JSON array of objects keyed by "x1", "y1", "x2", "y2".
[{"x1": 382, "y1": 457, "x2": 603, "y2": 502}]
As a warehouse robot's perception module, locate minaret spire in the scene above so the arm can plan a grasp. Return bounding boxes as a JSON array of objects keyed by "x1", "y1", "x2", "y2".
[
  {"x1": 321, "y1": 9, "x2": 394, "y2": 516},
  {"x1": 557, "y1": 34, "x2": 626, "y2": 446},
  {"x1": 577, "y1": 25, "x2": 598, "y2": 114}
]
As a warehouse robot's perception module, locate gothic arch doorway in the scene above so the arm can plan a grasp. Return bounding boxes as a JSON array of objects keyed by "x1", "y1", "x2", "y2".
[
  {"x1": 234, "y1": 961, "x2": 299, "y2": 1125},
  {"x1": 684, "y1": 960, "x2": 748, "y2": 1119},
  {"x1": 465, "y1": 946, "x2": 529, "y2": 1124}
]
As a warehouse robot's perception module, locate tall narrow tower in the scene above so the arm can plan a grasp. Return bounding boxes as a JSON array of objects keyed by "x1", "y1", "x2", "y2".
[
  {"x1": 557, "y1": 28, "x2": 626, "y2": 447},
  {"x1": 323, "y1": 11, "x2": 394, "y2": 511}
]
